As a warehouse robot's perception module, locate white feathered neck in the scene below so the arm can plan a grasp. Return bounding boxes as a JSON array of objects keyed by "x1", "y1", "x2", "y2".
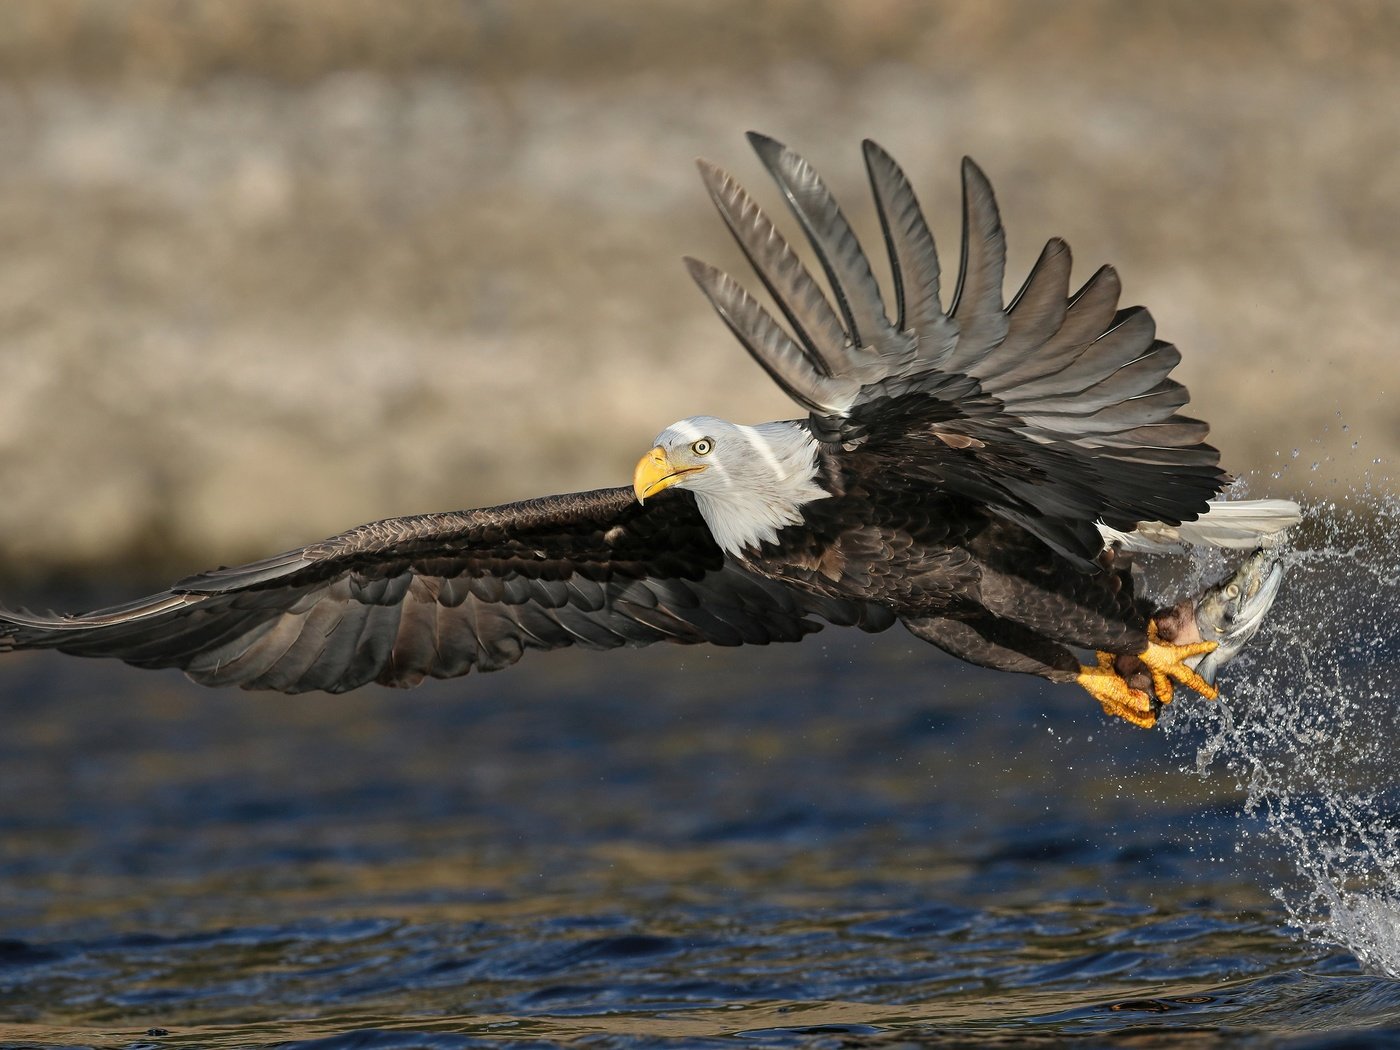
[{"x1": 652, "y1": 417, "x2": 829, "y2": 557}]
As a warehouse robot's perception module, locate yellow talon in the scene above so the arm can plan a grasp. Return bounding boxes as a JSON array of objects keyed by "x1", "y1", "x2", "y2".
[
  {"x1": 1137, "y1": 621, "x2": 1219, "y2": 706},
  {"x1": 1076, "y1": 623, "x2": 1222, "y2": 729},
  {"x1": 1076, "y1": 652, "x2": 1158, "y2": 729}
]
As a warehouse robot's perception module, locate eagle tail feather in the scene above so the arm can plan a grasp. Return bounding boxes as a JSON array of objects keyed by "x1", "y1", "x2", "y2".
[{"x1": 1099, "y1": 498, "x2": 1302, "y2": 553}]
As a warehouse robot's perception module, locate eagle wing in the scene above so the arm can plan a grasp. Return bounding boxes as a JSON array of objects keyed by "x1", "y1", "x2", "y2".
[
  {"x1": 0, "y1": 488, "x2": 891, "y2": 692},
  {"x1": 687, "y1": 133, "x2": 1227, "y2": 567}
]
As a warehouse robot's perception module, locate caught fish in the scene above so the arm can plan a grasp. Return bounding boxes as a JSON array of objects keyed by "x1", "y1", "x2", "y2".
[
  {"x1": 1111, "y1": 545, "x2": 1288, "y2": 722},
  {"x1": 1191, "y1": 547, "x2": 1286, "y2": 685}
]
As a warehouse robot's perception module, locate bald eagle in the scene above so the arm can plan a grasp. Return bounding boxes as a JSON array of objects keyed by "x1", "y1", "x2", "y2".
[{"x1": 0, "y1": 134, "x2": 1297, "y2": 728}]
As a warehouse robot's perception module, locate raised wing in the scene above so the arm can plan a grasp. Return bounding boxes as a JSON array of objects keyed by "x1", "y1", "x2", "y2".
[
  {"x1": 687, "y1": 134, "x2": 1227, "y2": 567},
  {"x1": 0, "y1": 488, "x2": 892, "y2": 692}
]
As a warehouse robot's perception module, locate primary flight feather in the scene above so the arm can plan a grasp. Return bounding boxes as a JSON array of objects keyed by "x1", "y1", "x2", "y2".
[{"x1": 0, "y1": 134, "x2": 1298, "y2": 727}]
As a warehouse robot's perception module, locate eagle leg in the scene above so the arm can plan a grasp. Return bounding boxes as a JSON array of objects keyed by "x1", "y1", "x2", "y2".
[
  {"x1": 1136, "y1": 621, "x2": 1219, "y2": 707},
  {"x1": 1076, "y1": 651, "x2": 1158, "y2": 729}
]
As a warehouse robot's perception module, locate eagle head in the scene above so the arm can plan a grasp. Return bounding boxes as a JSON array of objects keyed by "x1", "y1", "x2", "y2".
[{"x1": 633, "y1": 416, "x2": 829, "y2": 555}]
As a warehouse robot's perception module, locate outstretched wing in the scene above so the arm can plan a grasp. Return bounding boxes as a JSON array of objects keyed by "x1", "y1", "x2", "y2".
[
  {"x1": 687, "y1": 133, "x2": 1227, "y2": 567},
  {"x1": 0, "y1": 488, "x2": 892, "y2": 692}
]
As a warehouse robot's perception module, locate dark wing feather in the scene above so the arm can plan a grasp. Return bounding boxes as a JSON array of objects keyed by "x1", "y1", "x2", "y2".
[
  {"x1": 691, "y1": 135, "x2": 1227, "y2": 566},
  {"x1": 982, "y1": 237, "x2": 1071, "y2": 376},
  {"x1": 0, "y1": 488, "x2": 892, "y2": 692},
  {"x1": 745, "y1": 131, "x2": 906, "y2": 369},
  {"x1": 694, "y1": 159, "x2": 849, "y2": 380},
  {"x1": 943, "y1": 158, "x2": 1009, "y2": 372},
  {"x1": 861, "y1": 139, "x2": 957, "y2": 356},
  {"x1": 683, "y1": 258, "x2": 858, "y2": 415}
]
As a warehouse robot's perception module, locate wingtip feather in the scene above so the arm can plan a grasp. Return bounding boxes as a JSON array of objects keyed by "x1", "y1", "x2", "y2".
[{"x1": 746, "y1": 129, "x2": 785, "y2": 159}]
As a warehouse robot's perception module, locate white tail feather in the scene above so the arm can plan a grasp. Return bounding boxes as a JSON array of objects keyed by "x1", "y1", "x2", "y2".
[{"x1": 1098, "y1": 498, "x2": 1302, "y2": 553}]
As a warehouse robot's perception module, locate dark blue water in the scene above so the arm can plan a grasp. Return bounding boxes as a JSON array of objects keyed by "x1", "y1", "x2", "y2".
[{"x1": 3, "y1": 499, "x2": 1400, "y2": 1048}]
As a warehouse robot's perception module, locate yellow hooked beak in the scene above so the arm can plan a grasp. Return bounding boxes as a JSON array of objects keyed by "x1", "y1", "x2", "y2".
[{"x1": 633, "y1": 446, "x2": 705, "y2": 503}]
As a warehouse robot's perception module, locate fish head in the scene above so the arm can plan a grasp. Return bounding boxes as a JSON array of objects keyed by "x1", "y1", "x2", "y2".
[{"x1": 1193, "y1": 548, "x2": 1286, "y2": 684}]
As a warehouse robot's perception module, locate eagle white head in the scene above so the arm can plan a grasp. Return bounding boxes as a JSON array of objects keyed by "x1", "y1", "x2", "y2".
[{"x1": 632, "y1": 416, "x2": 829, "y2": 557}]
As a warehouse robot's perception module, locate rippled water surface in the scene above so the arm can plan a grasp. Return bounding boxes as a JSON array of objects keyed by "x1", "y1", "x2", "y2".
[{"x1": 4, "y1": 499, "x2": 1400, "y2": 1048}]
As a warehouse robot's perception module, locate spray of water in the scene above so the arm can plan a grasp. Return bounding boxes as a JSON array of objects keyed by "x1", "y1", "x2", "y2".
[{"x1": 1162, "y1": 464, "x2": 1400, "y2": 974}]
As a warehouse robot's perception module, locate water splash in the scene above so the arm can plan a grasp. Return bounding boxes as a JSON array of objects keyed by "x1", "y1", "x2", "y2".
[{"x1": 1163, "y1": 481, "x2": 1400, "y2": 975}]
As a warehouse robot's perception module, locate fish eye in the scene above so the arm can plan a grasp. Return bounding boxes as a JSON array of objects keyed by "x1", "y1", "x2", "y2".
[
  {"x1": 1225, "y1": 583, "x2": 1241, "y2": 599},
  {"x1": 691, "y1": 438, "x2": 714, "y2": 456}
]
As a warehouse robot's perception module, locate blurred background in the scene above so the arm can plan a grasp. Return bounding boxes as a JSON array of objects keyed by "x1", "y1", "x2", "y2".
[{"x1": 0, "y1": 0, "x2": 1394, "y2": 582}]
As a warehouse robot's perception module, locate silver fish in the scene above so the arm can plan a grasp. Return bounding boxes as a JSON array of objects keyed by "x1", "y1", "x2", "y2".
[{"x1": 1191, "y1": 547, "x2": 1286, "y2": 684}]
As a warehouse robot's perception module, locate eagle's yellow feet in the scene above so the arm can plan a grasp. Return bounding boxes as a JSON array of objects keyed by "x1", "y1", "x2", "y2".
[
  {"x1": 1137, "y1": 621, "x2": 1219, "y2": 707},
  {"x1": 1076, "y1": 652, "x2": 1158, "y2": 729}
]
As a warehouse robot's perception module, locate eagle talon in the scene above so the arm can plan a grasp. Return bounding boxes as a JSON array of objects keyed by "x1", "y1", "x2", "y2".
[
  {"x1": 1138, "y1": 622, "x2": 1219, "y2": 705},
  {"x1": 1076, "y1": 654, "x2": 1159, "y2": 729}
]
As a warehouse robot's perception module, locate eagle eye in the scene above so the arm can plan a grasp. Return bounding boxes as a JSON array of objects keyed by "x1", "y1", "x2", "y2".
[{"x1": 691, "y1": 438, "x2": 714, "y2": 456}]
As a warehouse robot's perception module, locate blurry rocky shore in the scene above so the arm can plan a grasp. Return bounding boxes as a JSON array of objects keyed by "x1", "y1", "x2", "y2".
[{"x1": 0, "y1": 0, "x2": 1393, "y2": 581}]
